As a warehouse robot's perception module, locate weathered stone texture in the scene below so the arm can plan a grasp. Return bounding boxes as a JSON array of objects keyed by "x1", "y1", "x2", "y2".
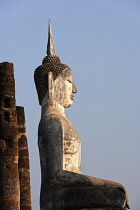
[
  {"x1": 0, "y1": 62, "x2": 20, "y2": 210},
  {"x1": 17, "y1": 106, "x2": 31, "y2": 210}
]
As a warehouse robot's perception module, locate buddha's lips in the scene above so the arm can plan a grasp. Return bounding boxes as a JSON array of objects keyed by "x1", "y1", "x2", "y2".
[{"x1": 70, "y1": 95, "x2": 74, "y2": 100}]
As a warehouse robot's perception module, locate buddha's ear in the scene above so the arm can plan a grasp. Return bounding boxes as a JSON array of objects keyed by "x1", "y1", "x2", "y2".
[{"x1": 48, "y1": 71, "x2": 54, "y2": 106}]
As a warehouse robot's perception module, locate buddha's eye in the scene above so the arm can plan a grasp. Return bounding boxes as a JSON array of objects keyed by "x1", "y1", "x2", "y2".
[{"x1": 67, "y1": 76, "x2": 73, "y2": 83}]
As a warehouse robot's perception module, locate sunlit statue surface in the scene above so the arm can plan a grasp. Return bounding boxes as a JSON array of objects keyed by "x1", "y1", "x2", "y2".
[{"x1": 34, "y1": 21, "x2": 130, "y2": 210}]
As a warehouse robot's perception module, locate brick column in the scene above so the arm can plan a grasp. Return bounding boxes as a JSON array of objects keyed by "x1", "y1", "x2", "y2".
[
  {"x1": 0, "y1": 62, "x2": 20, "y2": 210},
  {"x1": 17, "y1": 106, "x2": 32, "y2": 210}
]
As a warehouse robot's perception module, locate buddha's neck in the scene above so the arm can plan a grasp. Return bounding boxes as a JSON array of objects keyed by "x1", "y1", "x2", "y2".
[{"x1": 41, "y1": 100, "x2": 65, "y2": 116}]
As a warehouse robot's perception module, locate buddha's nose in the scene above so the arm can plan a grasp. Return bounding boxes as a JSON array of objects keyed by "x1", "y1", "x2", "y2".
[{"x1": 73, "y1": 84, "x2": 77, "y2": 93}]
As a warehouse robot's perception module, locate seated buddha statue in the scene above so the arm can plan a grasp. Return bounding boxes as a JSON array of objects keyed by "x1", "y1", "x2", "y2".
[{"x1": 34, "y1": 21, "x2": 130, "y2": 210}]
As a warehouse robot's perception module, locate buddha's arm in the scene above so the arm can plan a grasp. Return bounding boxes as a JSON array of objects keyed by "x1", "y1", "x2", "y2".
[{"x1": 39, "y1": 117, "x2": 63, "y2": 179}]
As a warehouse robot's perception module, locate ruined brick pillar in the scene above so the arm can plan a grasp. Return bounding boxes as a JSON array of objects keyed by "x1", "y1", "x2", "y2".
[
  {"x1": 0, "y1": 62, "x2": 20, "y2": 209},
  {"x1": 0, "y1": 62, "x2": 31, "y2": 210},
  {"x1": 17, "y1": 106, "x2": 31, "y2": 210}
]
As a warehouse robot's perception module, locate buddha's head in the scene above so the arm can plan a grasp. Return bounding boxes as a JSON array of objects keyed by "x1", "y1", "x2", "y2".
[
  {"x1": 34, "y1": 21, "x2": 77, "y2": 108},
  {"x1": 52, "y1": 68, "x2": 77, "y2": 108}
]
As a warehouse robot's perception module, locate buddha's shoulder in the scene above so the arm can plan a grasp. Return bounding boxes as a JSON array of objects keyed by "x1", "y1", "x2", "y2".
[
  {"x1": 43, "y1": 113, "x2": 75, "y2": 129},
  {"x1": 42, "y1": 113, "x2": 68, "y2": 125}
]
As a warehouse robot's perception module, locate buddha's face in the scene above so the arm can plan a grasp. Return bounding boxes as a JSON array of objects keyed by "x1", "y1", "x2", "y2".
[{"x1": 53, "y1": 69, "x2": 77, "y2": 108}]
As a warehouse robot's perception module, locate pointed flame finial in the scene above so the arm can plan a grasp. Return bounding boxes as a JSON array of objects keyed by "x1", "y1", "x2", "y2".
[{"x1": 47, "y1": 20, "x2": 56, "y2": 56}]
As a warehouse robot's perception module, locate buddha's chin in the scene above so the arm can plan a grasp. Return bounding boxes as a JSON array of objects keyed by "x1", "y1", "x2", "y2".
[{"x1": 65, "y1": 100, "x2": 73, "y2": 108}]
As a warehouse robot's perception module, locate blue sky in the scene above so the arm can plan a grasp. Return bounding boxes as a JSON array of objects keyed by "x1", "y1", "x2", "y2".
[{"x1": 1, "y1": 1, "x2": 140, "y2": 209}]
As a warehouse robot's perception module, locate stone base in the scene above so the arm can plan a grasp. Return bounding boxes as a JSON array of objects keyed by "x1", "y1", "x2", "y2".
[{"x1": 75, "y1": 208, "x2": 123, "y2": 210}]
